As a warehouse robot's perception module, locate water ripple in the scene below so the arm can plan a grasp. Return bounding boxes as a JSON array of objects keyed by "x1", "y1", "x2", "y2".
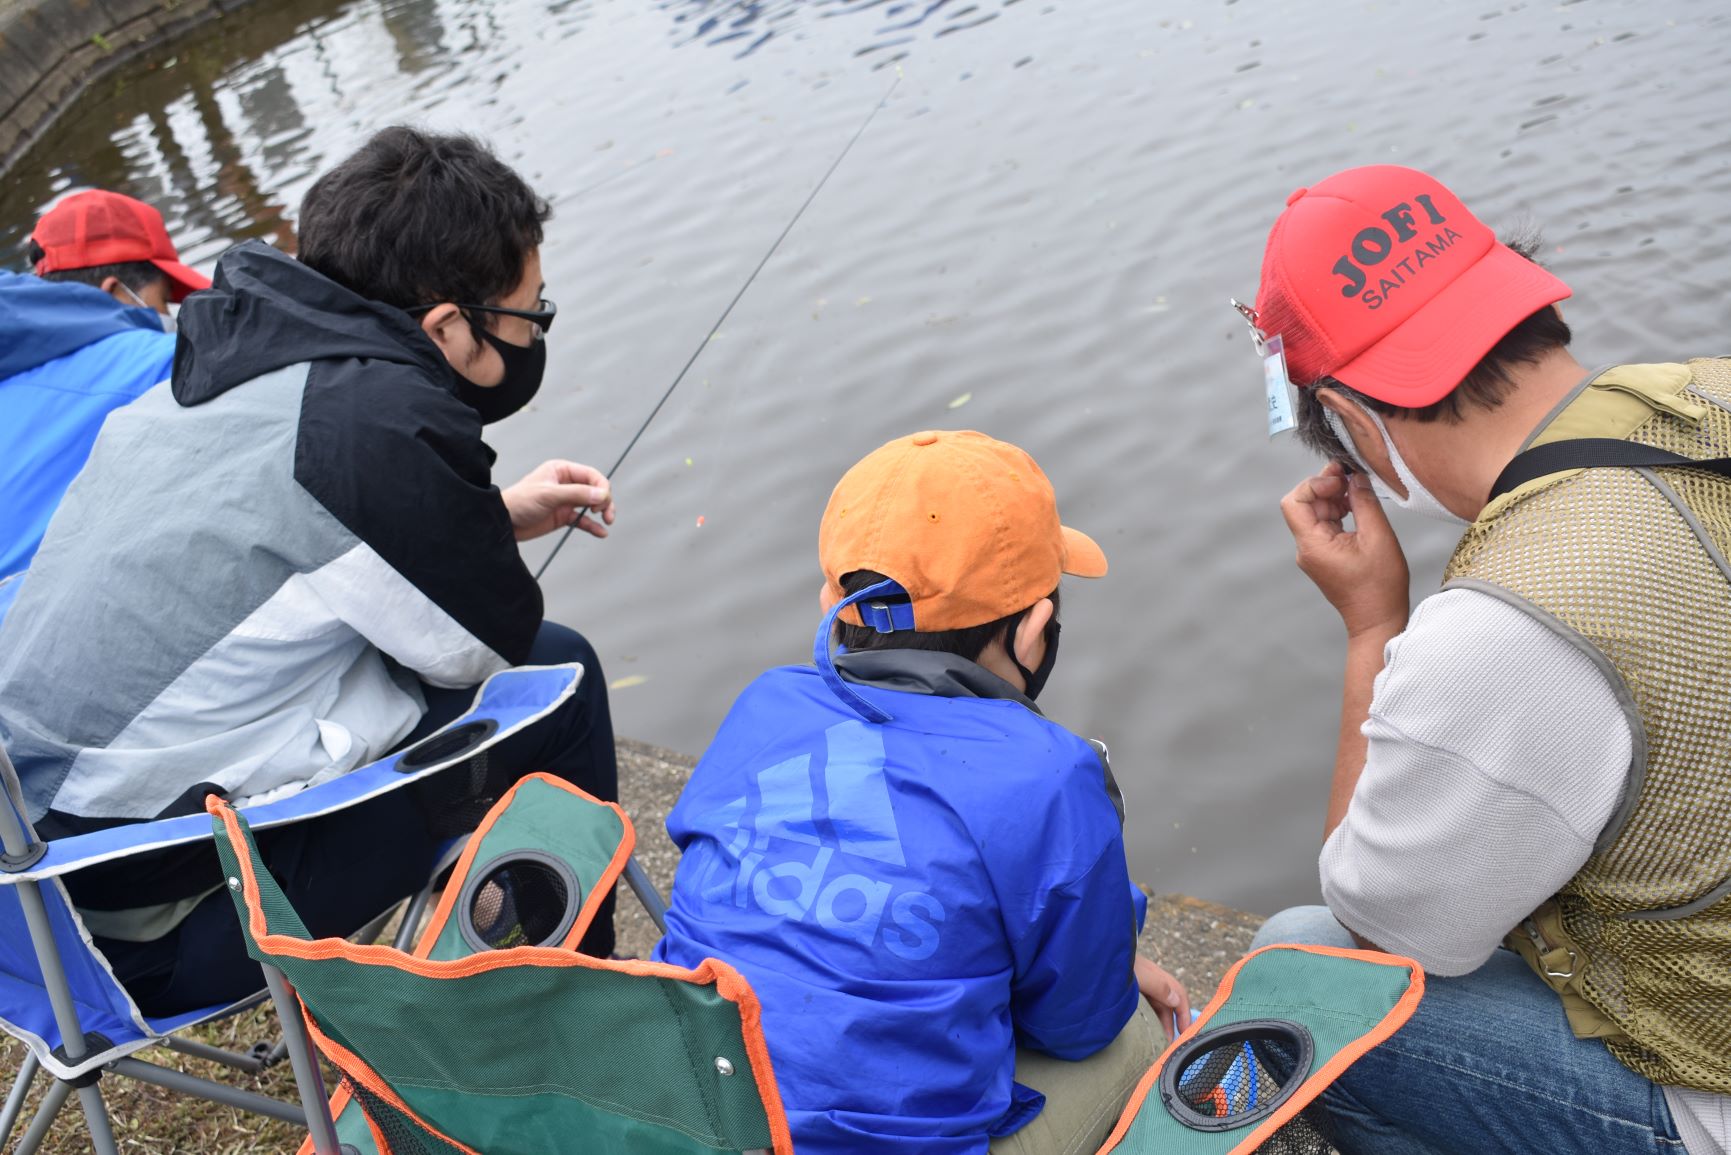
[{"x1": 1, "y1": 0, "x2": 1725, "y2": 914}]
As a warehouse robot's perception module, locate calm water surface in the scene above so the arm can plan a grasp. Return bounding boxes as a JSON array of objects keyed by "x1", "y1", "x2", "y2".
[{"x1": 4, "y1": 0, "x2": 1728, "y2": 914}]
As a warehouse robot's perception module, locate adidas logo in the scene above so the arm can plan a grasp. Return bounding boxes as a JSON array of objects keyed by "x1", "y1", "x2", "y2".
[{"x1": 686, "y1": 719, "x2": 948, "y2": 961}]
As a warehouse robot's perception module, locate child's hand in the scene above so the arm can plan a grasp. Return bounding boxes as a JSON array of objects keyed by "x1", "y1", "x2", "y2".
[{"x1": 1134, "y1": 955, "x2": 1192, "y2": 1043}]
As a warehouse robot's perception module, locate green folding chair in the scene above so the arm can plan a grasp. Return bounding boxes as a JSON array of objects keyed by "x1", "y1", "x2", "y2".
[
  {"x1": 209, "y1": 772, "x2": 792, "y2": 1155},
  {"x1": 0, "y1": 664, "x2": 581, "y2": 1154},
  {"x1": 212, "y1": 767, "x2": 1415, "y2": 1155},
  {"x1": 1095, "y1": 944, "x2": 1424, "y2": 1155}
]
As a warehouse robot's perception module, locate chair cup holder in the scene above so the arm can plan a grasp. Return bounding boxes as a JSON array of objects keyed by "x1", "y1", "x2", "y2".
[
  {"x1": 456, "y1": 851, "x2": 583, "y2": 954},
  {"x1": 1157, "y1": 1018, "x2": 1315, "y2": 1133},
  {"x1": 396, "y1": 720, "x2": 499, "y2": 773}
]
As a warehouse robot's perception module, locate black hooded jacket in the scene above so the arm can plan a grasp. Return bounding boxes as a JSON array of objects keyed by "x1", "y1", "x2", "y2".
[
  {"x1": 176, "y1": 240, "x2": 542, "y2": 662},
  {"x1": 0, "y1": 240, "x2": 541, "y2": 834}
]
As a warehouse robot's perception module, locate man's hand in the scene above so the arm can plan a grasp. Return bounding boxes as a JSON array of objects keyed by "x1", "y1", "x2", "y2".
[
  {"x1": 502, "y1": 460, "x2": 616, "y2": 543},
  {"x1": 1279, "y1": 462, "x2": 1410, "y2": 639},
  {"x1": 1134, "y1": 955, "x2": 1192, "y2": 1043},
  {"x1": 1284, "y1": 463, "x2": 1411, "y2": 838}
]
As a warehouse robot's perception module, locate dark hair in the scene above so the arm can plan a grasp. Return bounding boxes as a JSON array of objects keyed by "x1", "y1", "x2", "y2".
[
  {"x1": 835, "y1": 569, "x2": 1059, "y2": 661},
  {"x1": 1294, "y1": 232, "x2": 1573, "y2": 461},
  {"x1": 296, "y1": 126, "x2": 550, "y2": 313},
  {"x1": 24, "y1": 240, "x2": 166, "y2": 295}
]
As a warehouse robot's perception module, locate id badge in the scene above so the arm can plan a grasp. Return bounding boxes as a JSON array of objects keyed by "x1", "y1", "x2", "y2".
[{"x1": 1263, "y1": 333, "x2": 1297, "y2": 439}]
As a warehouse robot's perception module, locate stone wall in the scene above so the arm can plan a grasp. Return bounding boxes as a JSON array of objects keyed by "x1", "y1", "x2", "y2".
[{"x1": 0, "y1": 0, "x2": 253, "y2": 175}]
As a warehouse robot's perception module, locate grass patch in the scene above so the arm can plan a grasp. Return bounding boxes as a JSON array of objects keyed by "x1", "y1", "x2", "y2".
[{"x1": 0, "y1": 1004, "x2": 318, "y2": 1153}]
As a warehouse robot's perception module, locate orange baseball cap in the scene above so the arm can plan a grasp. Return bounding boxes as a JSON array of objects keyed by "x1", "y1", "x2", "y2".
[
  {"x1": 31, "y1": 190, "x2": 210, "y2": 302},
  {"x1": 819, "y1": 430, "x2": 1107, "y2": 632}
]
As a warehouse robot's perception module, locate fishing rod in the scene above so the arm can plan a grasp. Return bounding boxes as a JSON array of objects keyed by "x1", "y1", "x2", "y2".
[{"x1": 534, "y1": 75, "x2": 902, "y2": 583}]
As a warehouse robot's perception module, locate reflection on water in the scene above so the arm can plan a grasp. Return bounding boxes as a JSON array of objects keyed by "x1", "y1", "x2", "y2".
[
  {"x1": 1, "y1": 0, "x2": 1029, "y2": 265},
  {"x1": 2, "y1": 0, "x2": 1728, "y2": 916},
  {"x1": 664, "y1": 0, "x2": 1015, "y2": 63}
]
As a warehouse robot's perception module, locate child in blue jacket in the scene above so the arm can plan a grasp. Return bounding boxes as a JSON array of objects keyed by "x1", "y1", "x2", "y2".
[{"x1": 654, "y1": 430, "x2": 1186, "y2": 1154}]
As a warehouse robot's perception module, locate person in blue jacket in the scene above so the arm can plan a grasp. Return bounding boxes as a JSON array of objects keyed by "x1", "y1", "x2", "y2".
[
  {"x1": 0, "y1": 189, "x2": 208, "y2": 611},
  {"x1": 654, "y1": 430, "x2": 1189, "y2": 1155}
]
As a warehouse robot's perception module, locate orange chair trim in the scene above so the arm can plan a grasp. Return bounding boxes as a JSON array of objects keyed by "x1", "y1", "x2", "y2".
[
  {"x1": 1094, "y1": 944, "x2": 1425, "y2": 1155},
  {"x1": 709, "y1": 955, "x2": 797, "y2": 1155},
  {"x1": 209, "y1": 794, "x2": 796, "y2": 1155},
  {"x1": 295, "y1": 1083, "x2": 391, "y2": 1155},
  {"x1": 365, "y1": 1106, "x2": 390, "y2": 1154},
  {"x1": 409, "y1": 772, "x2": 637, "y2": 958},
  {"x1": 294, "y1": 1082, "x2": 363, "y2": 1155},
  {"x1": 304, "y1": 1013, "x2": 483, "y2": 1155}
]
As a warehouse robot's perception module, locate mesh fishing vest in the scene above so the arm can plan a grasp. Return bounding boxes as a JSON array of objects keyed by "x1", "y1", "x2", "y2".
[{"x1": 1442, "y1": 357, "x2": 1731, "y2": 1093}]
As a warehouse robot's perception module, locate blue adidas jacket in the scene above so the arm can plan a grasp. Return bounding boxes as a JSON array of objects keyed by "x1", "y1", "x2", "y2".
[
  {"x1": 654, "y1": 646, "x2": 1144, "y2": 1155},
  {"x1": 0, "y1": 272, "x2": 173, "y2": 582}
]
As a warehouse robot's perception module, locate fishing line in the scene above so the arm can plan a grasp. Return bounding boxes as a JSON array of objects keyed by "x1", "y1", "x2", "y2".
[{"x1": 534, "y1": 75, "x2": 901, "y2": 583}]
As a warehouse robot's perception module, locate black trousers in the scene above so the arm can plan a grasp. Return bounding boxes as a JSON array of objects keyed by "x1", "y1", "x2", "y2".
[{"x1": 86, "y1": 622, "x2": 617, "y2": 1017}]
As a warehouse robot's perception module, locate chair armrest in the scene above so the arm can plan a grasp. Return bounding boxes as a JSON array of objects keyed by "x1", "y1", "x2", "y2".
[{"x1": 0, "y1": 664, "x2": 580, "y2": 884}]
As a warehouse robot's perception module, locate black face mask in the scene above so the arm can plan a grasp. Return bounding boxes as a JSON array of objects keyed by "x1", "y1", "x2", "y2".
[
  {"x1": 1007, "y1": 614, "x2": 1061, "y2": 701},
  {"x1": 455, "y1": 325, "x2": 546, "y2": 424}
]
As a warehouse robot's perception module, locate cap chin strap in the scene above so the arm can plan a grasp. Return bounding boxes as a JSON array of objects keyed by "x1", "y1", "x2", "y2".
[
  {"x1": 813, "y1": 578, "x2": 909, "y2": 723},
  {"x1": 855, "y1": 597, "x2": 915, "y2": 633}
]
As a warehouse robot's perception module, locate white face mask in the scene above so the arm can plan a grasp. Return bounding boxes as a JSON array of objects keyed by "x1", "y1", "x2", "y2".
[
  {"x1": 1323, "y1": 400, "x2": 1469, "y2": 527},
  {"x1": 118, "y1": 282, "x2": 175, "y2": 334}
]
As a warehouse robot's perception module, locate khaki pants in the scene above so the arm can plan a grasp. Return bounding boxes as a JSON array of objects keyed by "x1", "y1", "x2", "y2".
[{"x1": 989, "y1": 1001, "x2": 1162, "y2": 1155}]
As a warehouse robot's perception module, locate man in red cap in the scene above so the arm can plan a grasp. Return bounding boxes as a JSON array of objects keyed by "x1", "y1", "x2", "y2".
[
  {"x1": 26, "y1": 188, "x2": 210, "y2": 312},
  {"x1": 0, "y1": 190, "x2": 210, "y2": 602},
  {"x1": 1244, "y1": 165, "x2": 1729, "y2": 1154}
]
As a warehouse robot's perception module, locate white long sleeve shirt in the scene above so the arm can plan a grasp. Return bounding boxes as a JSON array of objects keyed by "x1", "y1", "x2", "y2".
[{"x1": 1320, "y1": 588, "x2": 1728, "y2": 1155}]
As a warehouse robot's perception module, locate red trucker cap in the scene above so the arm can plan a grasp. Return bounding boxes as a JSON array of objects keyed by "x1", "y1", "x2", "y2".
[
  {"x1": 31, "y1": 190, "x2": 210, "y2": 303},
  {"x1": 1252, "y1": 165, "x2": 1570, "y2": 408}
]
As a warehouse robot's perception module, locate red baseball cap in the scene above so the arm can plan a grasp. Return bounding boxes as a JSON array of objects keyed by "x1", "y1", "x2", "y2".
[
  {"x1": 31, "y1": 190, "x2": 210, "y2": 303},
  {"x1": 1253, "y1": 165, "x2": 1570, "y2": 408}
]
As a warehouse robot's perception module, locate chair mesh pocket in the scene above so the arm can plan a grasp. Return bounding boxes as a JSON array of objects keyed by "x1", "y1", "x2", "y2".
[
  {"x1": 1163, "y1": 1021, "x2": 1333, "y2": 1153},
  {"x1": 458, "y1": 852, "x2": 581, "y2": 952},
  {"x1": 1249, "y1": 1111, "x2": 1331, "y2": 1155},
  {"x1": 345, "y1": 1076, "x2": 469, "y2": 1155}
]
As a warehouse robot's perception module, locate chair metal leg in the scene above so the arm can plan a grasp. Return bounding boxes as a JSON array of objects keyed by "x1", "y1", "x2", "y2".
[
  {"x1": 391, "y1": 835, "x2": 470, "y2": 951},
  {"x1": 1, "y1": 801, "x2": 110, "y2": 1155},
  {"x1": 0, "y1": 1053, "x2": 39, "y2": 1148},
  {"x1": 10, "y1": 877, "x2": 96, "y2": 1053},
  {"x1": 163, "y1": 1034, "x2": 269, "y2": 1074},
  {"x1": 106, "y1": 1058, "x2": 306, "y2": 1124},
  {"x1": 264, "y1": 967, "x2": 341, "y2": 1154},
  {"x1": 393, "y1": 883, "x2": 436, "y2": 951},
  {"x1": 348, "y1": 907, "x2": 398, "y2": 950},
  {"x1": 11, "y1": 1076, "x2": 71, "y2": 1155},
  {"x1": 73, "y1": 1084, "x2": 117, "y2": 1155},
  {"x1": 1, "y1": 759, "x2": 120, "y2": 1154},
  {"x1": 625, "y1": 856, "x2": 668, "y2": 934}
]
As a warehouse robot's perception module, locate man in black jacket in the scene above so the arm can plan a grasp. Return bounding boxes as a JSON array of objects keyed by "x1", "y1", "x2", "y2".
[{"x1": 0, "y1": 127, "x2": 620, "y2": 1014}]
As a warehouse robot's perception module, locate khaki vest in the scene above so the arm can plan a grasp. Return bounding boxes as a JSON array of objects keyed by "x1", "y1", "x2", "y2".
[{"x1": 1442, "y1": 358, "x2": 1731, "y2": 1092}]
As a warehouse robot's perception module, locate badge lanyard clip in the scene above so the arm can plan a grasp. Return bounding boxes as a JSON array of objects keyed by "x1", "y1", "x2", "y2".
[{"x1": 1232, "y1": 298, "x2": 1297, "y2": 439}]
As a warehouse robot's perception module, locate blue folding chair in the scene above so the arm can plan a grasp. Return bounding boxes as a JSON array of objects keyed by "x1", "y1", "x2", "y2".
[{"x1": 0, "y1": 662, "x2": 589, "y2": 1154}]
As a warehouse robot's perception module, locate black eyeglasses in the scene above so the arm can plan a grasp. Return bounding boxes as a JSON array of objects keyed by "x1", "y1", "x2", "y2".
[{"x1": 407, "y1": 297, "x2": 557, "y2": 337}]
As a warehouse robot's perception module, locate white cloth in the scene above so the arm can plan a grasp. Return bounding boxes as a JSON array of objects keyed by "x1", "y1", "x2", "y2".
[{"x1": 1319, "y1": 587, "x2": 1728, "y2": 1154}]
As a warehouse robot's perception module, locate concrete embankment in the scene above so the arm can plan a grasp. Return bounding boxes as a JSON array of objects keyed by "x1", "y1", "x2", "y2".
[
  {"x1": 0, "y1": 0, "x2": 252, "y2": 174},
  {"x1": 612, "y1": 738, "x2": 1264, "y2": 994}
]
